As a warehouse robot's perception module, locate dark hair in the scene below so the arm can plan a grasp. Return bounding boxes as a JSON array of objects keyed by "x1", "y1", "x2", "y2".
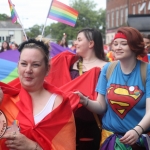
[
  {"x1": 117, "y1": 27, "x2": 145, "y2": 57},
  {"x1": 18, "y1": 39, "x2": 50, "y2": 67},
  {"x1": 0, "y1": 41, "x2": 11, "y2": 52},
  {"x1": 77, "y1": 28, "x2": 105, "y2": 60},
  {"x1": 141, "y1": 33, "x2": 149, "y2": 39}
]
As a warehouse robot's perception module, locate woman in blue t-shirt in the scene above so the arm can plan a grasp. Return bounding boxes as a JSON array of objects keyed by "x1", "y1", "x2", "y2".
[{"x1": 75, "y1": 27, "x2": 150, "y2": 150}]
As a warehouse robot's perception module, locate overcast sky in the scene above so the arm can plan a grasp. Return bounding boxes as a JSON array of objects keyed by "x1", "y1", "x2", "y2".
[{"x1": 0, "y1": 0, "x2": 106, "y2": 29}]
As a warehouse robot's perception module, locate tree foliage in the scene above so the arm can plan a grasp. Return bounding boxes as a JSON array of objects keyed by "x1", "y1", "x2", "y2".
[
  {"x1": 0, "y1": 14, "x2": 11, "y2": 20},
  {"x1": 26, "y1": 25, "x2": 42, "y2": 38},
  {"x1": 25, "y1": 0, "x2": 106, "y2": 42},
  {"x1": 49, "y1": 0, "x2": 106, "y2": 41}
]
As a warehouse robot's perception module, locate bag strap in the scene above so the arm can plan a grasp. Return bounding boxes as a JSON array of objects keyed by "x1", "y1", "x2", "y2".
[
  {"x1": 79, "y1": 62, "x2": 102, "y2": 131},
  {"x1": 140, "y1": 61, "x2": 147, "y2": 88},
  {"x1": 106, "y1": 61, "x2": 147, "y2": 88},
  {"x1": 106, "y1": 61, "x2": 118, "y2": 80}
]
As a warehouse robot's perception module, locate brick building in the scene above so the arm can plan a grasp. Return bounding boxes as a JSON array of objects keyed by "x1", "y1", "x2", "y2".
[{"x1": 106, "y1": 0, "x2": 150, "y2": 44}]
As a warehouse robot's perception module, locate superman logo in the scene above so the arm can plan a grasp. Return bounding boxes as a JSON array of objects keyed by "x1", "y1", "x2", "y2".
[{"x1": 107, "y1": 84, "x2": 143, "y2": 119}]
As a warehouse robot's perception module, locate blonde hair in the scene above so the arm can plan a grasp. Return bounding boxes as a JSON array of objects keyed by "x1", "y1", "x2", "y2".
[{"x1": 35, "y1": 35, "x2": 51, "y2": 51}]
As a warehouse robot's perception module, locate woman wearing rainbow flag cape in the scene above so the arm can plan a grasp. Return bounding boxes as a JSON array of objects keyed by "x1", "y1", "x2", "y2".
[
  {"x1": 75, "y1": 27, "x2": 150, "y2": 150},
  {"x1": 0, "y1": 39, "x2": 76, "y2": 150},
  {"x1": 45, "y1": 28, "x2": 107, "y2": 150}
]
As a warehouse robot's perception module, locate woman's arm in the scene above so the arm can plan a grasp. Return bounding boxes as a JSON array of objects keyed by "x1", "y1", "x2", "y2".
[
  {"x1": 74, "y1": 92, "x2": 107, "y2": 115},
  {"x1": 134, "y1": 97, "x2": 150, "y2": 133},
  {"x1": 120, "y1": 97, "x2": 150, "y2": 145},
  {"x1": 0, "y1": 88, "x2": 3, "y2": 103},
  {"x1": 3, "y1": 131, "x2": 43, "y2": 150}
]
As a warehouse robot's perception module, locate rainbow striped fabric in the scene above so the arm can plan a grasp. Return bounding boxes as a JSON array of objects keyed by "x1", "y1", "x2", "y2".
[
  {"x1": 48, "y1": 0, "x2": 79, "y2": 27},
  {"x1": 0, "y1": 43, "x2": 75, "y2": 84},
  {"x1": 8, "y1": 0, "x2": 18, "y2": 23},
  {"x1": 0, "y1": 50, "x2": 19, "y2": 83}
]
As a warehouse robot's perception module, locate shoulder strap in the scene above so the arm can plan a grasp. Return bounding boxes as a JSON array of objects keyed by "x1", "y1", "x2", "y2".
[
  {"x1": 106, "y1": 60, "x2": 147, "y2": 88},
  {"x1": 106, "y1": 61, "x2": 118, "y2": 80},
  {"x1": 140, "y1": 61, "x2": 148, "y2": 88}
]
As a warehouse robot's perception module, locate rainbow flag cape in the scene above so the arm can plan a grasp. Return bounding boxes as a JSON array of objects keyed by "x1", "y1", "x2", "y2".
[
  {"x1": 8, "y1": 0, "x2": 18, "y2": 23},
  {"x1": 0, "y1": 82, "x2": 76, "y2": 150},
  {"x1": 48, "y1": 0, "x2": 79, "y2": 27}
]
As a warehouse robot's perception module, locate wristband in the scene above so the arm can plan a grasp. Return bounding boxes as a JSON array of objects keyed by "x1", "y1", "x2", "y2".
[
  {"x1": 132, "y1": 128, "x2": 140, "y2": 137},
  {"x1": 137, "y1": 125, "x2": 144, "y2": 133}
]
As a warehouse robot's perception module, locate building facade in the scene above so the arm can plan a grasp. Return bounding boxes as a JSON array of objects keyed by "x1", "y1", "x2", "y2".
[
  {"x1": 106, "y1": 0, "x2": 150, "y2": 44},
  {"x1": 0, "y1": 20, "x2": 23, "y2": 47}
]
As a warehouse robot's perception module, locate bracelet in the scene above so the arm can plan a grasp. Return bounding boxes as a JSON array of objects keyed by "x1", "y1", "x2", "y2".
[
  {"x1": 85, "y1": 97, "x2": 89, "y2": 107},
  {"x1": 132, "y1": 128, "x2": 140, "y2": 137},
  {"x1": 137, "y1": 125, "x2": 144, "y2": 133}
]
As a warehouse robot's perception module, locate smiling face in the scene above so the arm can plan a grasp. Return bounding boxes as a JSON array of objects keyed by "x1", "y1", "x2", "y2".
[
  {"x1": 113, "y1": 38, "x2": 135, "y2": 60},
  {"x1": 11, "y1": 44, "x2": 17, "y2": 50},
  {"x1": 75, "y1": 32, "x2": 91, "y2": 56},
  {"x1": 18, "y1": 48, "x2": 49, "y2": 92},
  {"x1": 2, "y1": 42, "x2": 8, "y2": 49}
]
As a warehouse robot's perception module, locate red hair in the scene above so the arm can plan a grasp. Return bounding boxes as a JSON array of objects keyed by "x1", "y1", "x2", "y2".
[{"x1": 116, "y1": 27, "x2": 145, "y2": 57}]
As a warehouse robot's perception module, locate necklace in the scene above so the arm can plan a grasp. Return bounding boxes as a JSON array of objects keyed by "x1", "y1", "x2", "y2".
[
  {"x1": 82, "y1": 58, "x2": 97, "y2": 64},
  {"x1": 120, "y1": 61, "x2": 137, "y2": 86}
]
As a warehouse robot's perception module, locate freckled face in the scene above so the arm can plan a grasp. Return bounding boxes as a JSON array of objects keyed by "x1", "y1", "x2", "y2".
[
  {"x1": 113, "y1": 38, "x2": 135, "y2": 60},
  {"x1": 18, "y1": 48, "x2": 48, "y2": 91}
]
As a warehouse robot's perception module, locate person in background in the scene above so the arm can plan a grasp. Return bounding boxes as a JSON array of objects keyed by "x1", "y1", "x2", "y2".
[
  {"x1": 0, "y1": 41, "x2": 11, "y2": 52},
  {"x1": 0, "y1": 38, "x2": 76, "y2": 150},
  {"x1": 11, "y1": 42, "x2": 19, "y2": 50},
  {"x1": 137, "y1": 33, "x2": 150, "y2": 62},
  {"x1": 70, "y1": 39, "x2": 76, "y2": 52},
  {"x1": 75, "y1": 27, "x2": 150, "y2": 150},
  {"x1": 141, "y1": 33, "x2": 150, "y2": 47},
  {"x1": 59, "y1": 33, "x2": 68, "y2": 48},
  {"x1": 45, "y1": 28, "x2": 107, "y2": 150}
]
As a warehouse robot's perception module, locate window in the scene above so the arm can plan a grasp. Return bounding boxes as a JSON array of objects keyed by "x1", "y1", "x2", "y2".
[
  {"x1": 120, "y1": 9, "x2": 123, "y2": 25},
  {"x1": 138, "y1": 4, "x2": 141, "y2": 14},
  {"x1": 139, "y1": 2, "x2": 146, "y2": 13},
  {"x1": 6, "y1": 36, "x2": 11, "y2": 43},
  {"x1": 133, "y1": 5, "x2": 135, "y2": 14},
  {"x1": 116, "y1": 10, "x2": 119, "y2": 27},
  {"x1": 8, "y1": 31, "x2": 14, "y2": 37},
  {"x1": 125, "y1": 8, "x2": 128, "y2": 23},
  {"x1": 148, "y1": 1, "x2": 150, "y2": 10},
  {"x1": 111, "y1": 12, "x2": 114, "y2": 28},
  {"x1": 0, "y1": 37, "x2": 4, "y2": 42},
  {"x1": 107, "y1": 13, "x2": 110, "y2": 28}
]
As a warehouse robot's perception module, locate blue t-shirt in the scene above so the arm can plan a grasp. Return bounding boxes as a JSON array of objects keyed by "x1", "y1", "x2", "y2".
[{"x1": 96, "y1": 60, "x2": 150, "y2": 133}]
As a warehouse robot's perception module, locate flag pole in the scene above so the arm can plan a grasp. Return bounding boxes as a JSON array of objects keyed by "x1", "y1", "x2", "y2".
[
  {"x1": 40, "y1": 0, "x2": 54, "y2": 41},
  {"x1": 10, "y1": 0, "x2": 28, "y2": 41}
]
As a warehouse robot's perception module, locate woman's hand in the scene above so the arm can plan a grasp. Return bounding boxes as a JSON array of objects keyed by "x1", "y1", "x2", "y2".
[
  {"x1": 73, "y1": 91, "x2": 88, "y2": 106},
  {"x1": 3, "y1": 131, "x2": 40, "y2": 150},
  {"x1": 0, "y1": 87, "x2": 3, "y2": 103},
  {"x1": 120, "y1": 129, "x2": 140, "y2": 145}
]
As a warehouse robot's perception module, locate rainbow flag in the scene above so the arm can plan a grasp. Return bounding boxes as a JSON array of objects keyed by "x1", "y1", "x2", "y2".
[
  {"x1": 8, "y1": 0, "x2": 18, "y2": 23},
  {"x1": 0, "y1": 50, "x2": 19, "y2": 83},
  {"x1": 48, "y1": 0, "x2": 79, "y2": 27}
]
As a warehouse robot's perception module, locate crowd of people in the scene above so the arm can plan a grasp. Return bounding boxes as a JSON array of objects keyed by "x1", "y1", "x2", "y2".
[{"x1": 0, "y1": 27, "x2": 150, "y2": 150}]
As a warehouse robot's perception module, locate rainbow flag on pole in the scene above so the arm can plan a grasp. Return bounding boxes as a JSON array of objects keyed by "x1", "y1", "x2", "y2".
[
  {"x1": 8, "y1": 0, "x2": 18, "y2": 23},
  {"x1": 48, "y1": 0, "x2": 79, "y2": 27}
]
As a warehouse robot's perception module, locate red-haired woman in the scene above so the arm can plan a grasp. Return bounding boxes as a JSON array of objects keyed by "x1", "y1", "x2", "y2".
[{"x1": 75, "y1": 27, "x2": 150, "y2": 150}]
